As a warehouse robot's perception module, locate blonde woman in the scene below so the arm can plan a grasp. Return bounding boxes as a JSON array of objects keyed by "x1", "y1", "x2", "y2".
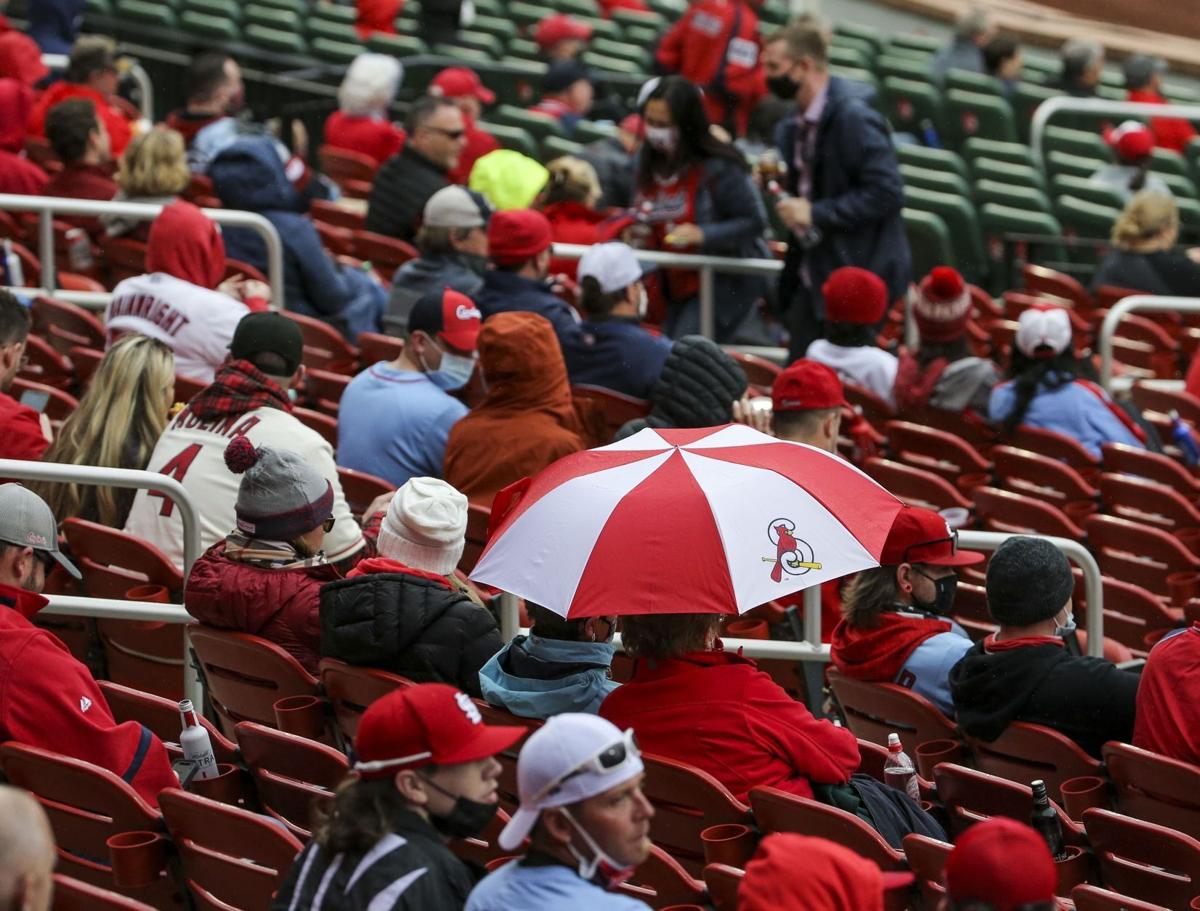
[
  {"x1": 540, "y1": 156, "x2": 611, "y2": 279},
  {"x1": 35, "y1": 335, "x2": 175, "y2": 528},
  {"x1": 103, "y1": 127, "x2": 191, "y2": 241},
  {"x1": 1092, "y1": 189, "x2": 1200, "y2": 294}
]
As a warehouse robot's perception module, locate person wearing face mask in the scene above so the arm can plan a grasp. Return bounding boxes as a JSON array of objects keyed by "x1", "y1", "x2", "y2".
[
  {"x1": 634, "y1": 76, "x2": 770, "y2": 342},
  {"x1": 479, "y1": 604, "x2": 621, "y2": 720},
  {"x1": 272, "y1": 683, "x2": 524, "y2": 910},
  {"x1": 830, "y1": 506, "x2": 983, "y2": 715},
  {"x1": 561, "y1": 242, "x2": 672, "y2": 401},
  {"x1": 185, "y1": 438, "x2": 374, "y2": 675},
  {"x1": 320, "y1": 477, "x2": 503, "y2": 697},
  {"x1": 466, "y1": 713, "x2": 655, "y2": 911},
  {"x1": 950, "y1": 536, "x2": 1141, "y2": 758},
  {"x1": 339, "y1": 288, "x2": 480, "y2": 488},
  {"x1": 761, "y1": 17, "x2": 909, "y2": 360}
]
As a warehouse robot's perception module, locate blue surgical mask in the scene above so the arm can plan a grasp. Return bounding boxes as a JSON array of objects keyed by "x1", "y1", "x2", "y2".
[
  {"x1": 1055, "y1": 606, "x2": 1077, "y2": 638},
  {"x1": 428, "y1": 350, "x2": 477, "y2": 391}
]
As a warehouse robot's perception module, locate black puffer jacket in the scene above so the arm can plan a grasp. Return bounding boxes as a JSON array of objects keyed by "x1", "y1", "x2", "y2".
[
  {"x1": 365, "y1": 145, "x2": 449, "y2": 242},
  {"x1": 615, "y1": 335, "x2": 748, "y2": 439},
  {"x1": 319, "y1": 562, "x2": 501, "y2": 697}
]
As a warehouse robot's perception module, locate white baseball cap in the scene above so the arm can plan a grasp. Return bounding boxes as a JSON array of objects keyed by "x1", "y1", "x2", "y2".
[
  {"x1": 577, "y1": 242, "x2": 644, "y2": 295},
  {"x1": 1015, "y1": 305, "x2": 1072, "y2": 358},
  {"x1": 498, "y1": 713, "x2": 644, "y2": 851}
]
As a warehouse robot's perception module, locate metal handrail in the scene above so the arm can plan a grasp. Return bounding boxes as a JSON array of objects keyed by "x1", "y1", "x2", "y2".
[
  {"x1": 1031, "y1": 97, "x2": 1200, "y2": 172},
  {"x1": 0, "y1": 194, "x2": 285, "y2": 304},
  {"x1": 1098, "y1": 295, "x2": 1200, "y2": 390},
  {"x1": 1, "y1": 288, "x2": 110, "y2": 312},
  {"x1": 41, "y1": 53, "x2": 155, "y2": 121},
  {"x1": 551, "y1": 242, "x2": 783, "y2": 340}
]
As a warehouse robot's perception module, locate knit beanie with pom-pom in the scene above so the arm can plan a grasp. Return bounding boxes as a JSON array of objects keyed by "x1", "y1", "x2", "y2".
[
  {"x1": 224, "y1": 436, "x2": 334, "y2": 540},
  {"x1": 915, "y1": 266, "x2": 972, "y2": 344}
]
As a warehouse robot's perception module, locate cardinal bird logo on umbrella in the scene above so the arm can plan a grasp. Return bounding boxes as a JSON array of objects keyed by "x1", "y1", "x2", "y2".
[{"x1": 765, "y1": 518, "x2": 822, "y2": 582}]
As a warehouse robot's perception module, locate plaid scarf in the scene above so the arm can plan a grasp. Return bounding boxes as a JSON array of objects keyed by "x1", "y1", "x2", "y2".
[{"x1": 189, "y1": 359, "x2": 293, "y2": 422}]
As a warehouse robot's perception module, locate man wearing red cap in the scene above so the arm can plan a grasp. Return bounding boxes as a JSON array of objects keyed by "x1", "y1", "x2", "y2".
[
  {"x1": 832, "y1": 505, "x2": 982, "y2": 715},
  {"x1": 942, "y1": 817, "x2": 1057, "y2": 911},
  {"x1": 431, "y1": 67, "x2": 501, "y2": 185},
  {"x1": 1091, "y1": 121, "x2": 1171, "y2": 203},
  {"x1": 893, "y1": 266, "x2": 999, "y2": 416},
  {"x1": 770, "y1": 358, "x2": 844, "y2": 451},
  {"x1": 477, "y1": 209, "x2": 583, "y2": 348},
  {"x1": 272, "y1": 683, "x2": 524, "y2": 910},
  {"x1": 806, "y1": 266, "x2": 898, "y2": 407},
  {"x1": 535, "y1": 14, "x2": 593, "y2": 63},
  {"x1": 738, "y1": 833, "x2": 914, "y2": 911}
]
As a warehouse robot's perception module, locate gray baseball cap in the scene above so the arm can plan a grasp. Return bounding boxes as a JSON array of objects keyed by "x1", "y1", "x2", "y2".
[
  {"x1": 0, "y1": 484, "x2": 81, "y2": 579},
  {"x1": 423, "y1": 185, "x2": 493, "y2": 229}
]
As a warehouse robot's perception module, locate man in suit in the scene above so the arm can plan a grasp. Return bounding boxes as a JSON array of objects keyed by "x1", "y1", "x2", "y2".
[{"x1": 761, "y1": 17, "x2": 911, "y2": 360}]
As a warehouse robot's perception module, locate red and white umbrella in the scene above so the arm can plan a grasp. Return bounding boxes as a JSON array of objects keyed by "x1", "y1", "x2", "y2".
[{"x1": 470, "y1": 424, "x2": 903, "y2": 618}]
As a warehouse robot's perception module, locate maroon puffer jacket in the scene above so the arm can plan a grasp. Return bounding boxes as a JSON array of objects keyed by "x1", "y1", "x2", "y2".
[{"x1": 185, "y1": 543, "x2": 343, "y2": 674}]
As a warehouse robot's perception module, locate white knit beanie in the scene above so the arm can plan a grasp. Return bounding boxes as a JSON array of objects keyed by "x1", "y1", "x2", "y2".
[{"x1": 377, "y1": 477, "x2": 468, "y2": 575}]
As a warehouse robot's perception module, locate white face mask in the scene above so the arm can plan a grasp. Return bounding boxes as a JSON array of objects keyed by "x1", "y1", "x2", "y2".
[
  {"x1": 636, "y1": 285, "x2": 648, "y2": 320},
  {"x1": 644, "y1": 125, "x2": 677, "y2": 155},
  {"x1": 1054, "y1": 606, "x2": 1077, "y2": 637},
  {"x1": 561, "y1": 807, "x2": 635, "y2": 891}
]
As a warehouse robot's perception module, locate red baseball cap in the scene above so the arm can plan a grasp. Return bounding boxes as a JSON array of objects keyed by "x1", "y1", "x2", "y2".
[
  {"x1": 822, "y1": 266, "x2": 889, "y2": 325},
  {"x1": 354, "y1": 683, "x2": 524, "y2": 780},
  {"x1": 535, "y1": 13, "x2": 593, "y2": 49},
  {"x1": 739, "y1": 834, "x2": 913, "y2": 911},
  {"x1": 879, "y1": 505, "x2": 984, "y2": 567},
  {"x1": 944, "y1": 818, "x2": 1058, "y2": 911},
  {"x1": 431, "y1": 66, "x2": 496, "y2": 105},
  {"x1": 407, "y1": 287, "x2": 483, "y2": 353},
  {"x1": 1104, "y1": 120, "x2": 1155, "y2": 162},
  {"x1": 487, "y1": 209, "x2": 553, "y2": 265},
  {"x1": 772, "y1": 358, "x2": 845, "y2": 412}
]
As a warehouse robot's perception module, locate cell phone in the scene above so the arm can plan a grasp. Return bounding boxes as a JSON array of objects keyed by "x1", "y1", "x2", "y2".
[{"x1": 19, "y1": 389, "x2": 49, "y2": 413}]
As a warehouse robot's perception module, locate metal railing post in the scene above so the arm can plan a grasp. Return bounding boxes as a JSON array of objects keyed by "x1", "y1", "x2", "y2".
[
  {"x1": 1098, "y1": 295, "x2": 1200, "y2": 390},
  {"x1": 699, "y1": 265, "x2": 716, "y2": 339},
  {"x1": 499, "y1": 591, "x2": 521, "y2": 641},
  {"x1": 803, "y1": 585, "x2": 822, "y2": 646},
  {"x1": 1031, "y1": 97, "x2": 1200, "y2": 172},
  {"x1": 38, "y1": 211, "x2": 55, "y2": 293}
]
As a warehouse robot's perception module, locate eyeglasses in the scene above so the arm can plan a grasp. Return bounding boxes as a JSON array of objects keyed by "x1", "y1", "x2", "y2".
[
  {"x1": 902, "y1": 530, "x2": 958, "y2": 564},
  {"x1": 426, "y1": 126, "x2": 466, "y2": 140},
  {"x1": 322, "y1": 517, "x2": 336, "y2": 533},
  {"x1": 533, "y1": 728, "x2": 640, "y2": 803}
]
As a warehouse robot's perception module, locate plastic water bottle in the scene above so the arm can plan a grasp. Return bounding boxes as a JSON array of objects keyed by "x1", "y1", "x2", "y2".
[
  {"x1": 1170, "y1": 410, "x2": 1200, "y2": 467},
  {"x1": 178, "y1": 699, "x2": 219, "y2": 780},
  {"x1": 1030, "y1": 779, "x2": 1069, "y2": 860},
  {"x1": 884, "y1": 732, "x2": 920, "y2": 801},
  {"x1": 2, "y1": 239, "x2": 23, "y2": 287}
]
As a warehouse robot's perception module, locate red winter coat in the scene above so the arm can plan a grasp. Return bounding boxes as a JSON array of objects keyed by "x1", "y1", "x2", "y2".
[
  {"x1": 1133, "y1": 623, "x2": 1200, "y2": 765},
  {"x1": 599, "y1": 648, "x2": 860, "y2": 801},
  {"x1": 655, "y1": 0, "x2": 766, "y2": 136},
  {"x1": 1129, "y1": 88, "x2": 1197, "y2": 155},
  {"x1": 544, "y1": 199, "x2": 619, "y2": 280},
  {"x1": 28, "y1": 81, "x2": 134, "y2": 157},
  {"x1": 0, "y1": 584, "x2": 177, "y2": 807},
  {"x1": 323, "y1": 110, "x2": 406, "y2": 168},
  {"x1": 0, "y1": 390, "x2": 50, "y2": 461},
  {"x1": 185, "y1": 542, "x2": 344, "y2": 674}
]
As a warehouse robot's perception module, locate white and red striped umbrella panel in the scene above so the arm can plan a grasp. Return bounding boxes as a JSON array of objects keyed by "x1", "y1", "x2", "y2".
[{"x1": 470, "y1": 424, "x2": 904, "y2": 618}]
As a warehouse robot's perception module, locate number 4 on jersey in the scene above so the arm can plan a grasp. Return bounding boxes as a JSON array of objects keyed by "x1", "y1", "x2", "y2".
[{"x1": 149, "y1": 443, "x2": 202, "y2": 517}]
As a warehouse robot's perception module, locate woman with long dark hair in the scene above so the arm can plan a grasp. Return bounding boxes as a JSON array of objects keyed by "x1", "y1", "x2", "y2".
[
  {"x1": 632, "y1": 75, "x2": 769, "y2": 342},
  {"x1": 988, "y1": 305, "x2": 1145, "y2": 458}
]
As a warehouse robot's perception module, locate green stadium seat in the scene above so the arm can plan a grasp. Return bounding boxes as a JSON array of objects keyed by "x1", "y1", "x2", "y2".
[
  {"x1": 472, "y1": 0, "x2": 502, "y2": 15},
  {"x1": 973, "y1": 179, "x2": 1052, "y2": 214},
  {"x1": 583, "y1": 17, "x2": 624, "y2": 41},
  {"x1": 877, "y1": 54, "x2": 930, "y2": 83},
  {"x1": 1047, "y1": 150, "x2": 1106, "y2": 180},
  {"x1": 889, "y1": 33, "x2": 940, "y2": 56},
  {"x1": 625, "y1": 25, "x2": 659, "y2": 47},
  {"x1": 306, "y1": 18, "x2": 362, "y2": 43},
  {"x1": 591, "y1": 37, "x2": 650, "y2": 69},
  {"x1": 1050, "y1": 174, "x2": 1124, "y2": 209},
  {"x1": 882, "y1": 77, "x2": 945, "y2": 141},
  {"x1": 971, "y1": 156, "x2": 1046, "y2": 192},
  {"x1": 182, "y1": 0, "x2": 239, "y2": 20},
  {"x1": 432, "y1": 44, "x2": 494, "y2": 64},
  {"x1": 492, "y1": 104, "x2": 565, "y2": 141},
  {"x1": 480, "y1": 61, "x2": 547, "y2": 108},
  {"x1": 245, "y1": 23, "x2": 308, "y2": 54},
  {"x1": 311, "y1": 37, "x2": 365, "y2": 64},
  {"x1": 477, "y1": 121, "x2": 539, "y2": 158},
  {"x1": 244, "y1": 4, "x2": 300, "y2": 30},
  {"x1": 471, "y1": 15, "x2": 518, "y2": 43},
  {"x1": 899, "y1": 164, "x2": 971, "y2": 199},
  {"x1": 313, "y1": 3, "x2": 357, "y2": 23},
  {"x1": 828, "y1": 44, "x2": 871, "y2": 71},
  {"x1": 979, "y1": 203, "x2": 1068, "y2": 280},
  {"x1": 946, "y1": 68, "x2": 1003, "y2": 97},
  {"x1": 1020, "y1": 57, "x2": 1058, "y2": 83},
  {"x1": 1044, "y1": 125, "x2": 1111, "y2": 162},
  {"x1": 1095, "y1": 85, "x2": 1125, "y2": 102},
  {"x1": 1185, "y1": 136, "x2": 1200, "y2": 185},
  {"x1": 455, "y1": 30, "x2": 504, "y2": 58},
  {"x1": 829, "y1": 67, "x2": 880, "y2": 100},
  {"x1": 833, "y1": 22, "x2": 884, "y2": 56},
  {"x1": 507, "y1": 39, "x2": 542, "y2": 61},
  {"x1": 944, "y1": 89, "x2": 1017, "y2": 146},
  {"x1": 581, "y1": 51, "x2": 645, "y2": 76},
  {"x1": 1177, "y1": 197, "x2": 1200, "y2": 240},
  {"x1": 963, "y1": 137, "x2": 1034, "y2": 167},
  {"x1": 115, "y1": 0, "x2": 177, "y2": 27},
  {"x1": 366, "y1": 33, "x2": 428, "y2": 56},
  {"x1": 830, "y1": 35, "x2": 877, "y2": 64},
  {"x1": 508, "y1": 2, "x2": 557, "y2": 28},
  {"x1": 1055, "y1": 196, "x2": 1119, "y2": 261},
  {"x1": 179, "y1": 9, "x2": 237, "y2": 39},
  {"x1": 611, "y1": 7, "x2": 666, "y2": 30},
  {"x1": 542, "y1": 135, "x2": 585, "y2": 159},
  {"x1": 903, "y1": 208, "x2": 956, "y2": 275},
  {"x1": 572, "y1": 120, "x2": 616, "y2": 144},
  {"x1": 255, "y1": 0, "x2": 304, "y2": 10},
  {"x1": 1162, "y1": 83, "x2": 1200, "y2": 104},
  {"x1": 556, "y1": 0, "x2": 600, "y2": 15},
  {"x1": 1149, "y1": 147, "x2": 1189, "y2": 178},
  {"x1": 84, "y1": 0, "x2": 112, "y2": 15},
  {"x1": 1156, "y1": 171, "x2": 1197, "y2": 199},
  {"x1": 1012, "y1": 82, "x2": 1060, "y2": 141},
  {"x1": 895, "y1": 144, "x2": 969, "y2": 182},
  {"x1": 646, "y1": 0, "x2": 687, "y2": 17},
  {"x1": 904, "y1": 185, "x2": 988, "y2": 284}
]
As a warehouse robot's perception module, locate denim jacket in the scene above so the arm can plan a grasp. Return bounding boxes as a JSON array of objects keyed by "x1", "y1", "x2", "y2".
[{"x1": 478, "y1": 635, "x2": 619, "y2": 720}]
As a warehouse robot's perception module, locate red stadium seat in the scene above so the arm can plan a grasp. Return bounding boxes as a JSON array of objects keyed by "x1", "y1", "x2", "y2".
[
  {"x1": 188, "y1": 623, "x2": 321, "y2": 739},
  {"x1": 1130, "y1": 383, "x2": 1200, "y2": 426},
  {"x1": 861, "y1": 457, "x2": 974, "y2": 513},
  {"x1": 885, "y1": 420, "x2": 992, "y2": 483},
  {"x1": 1083, "y1": 807, "x2": 1200, "y2": 909},
  {"x1": 57, "y1": 271, "x2": 106, "y2": 292},
  {"x1": 284, "y1": 310, "x2": 360, "y2": 373},
  {"x1": 1071, "y1": 884, "x2": 1172, "y2": 911},
  {"x1": 844, "y1": 382, "x2": 895, "y2": 427},
  {"x1": 991, "y1": 445, "x2": 1099, "y2": 505},
  {"x1": 68, "y1": 345, "x2": 104, "y2": 388},
  {"x1": 314, "y1": 219, "x2": 356, "y2": 257},
  {"x1": 235, "y1": 721, "x2": 349, "y2": 838},
  {"x1": 222, "y1": 258, "x2": 268, "y2": 285},
  {"x1": 318, "y1": 143, "x2": 378, "y2": 186},
  {"x1": 31, "y1": 295, "x2": 105, "y2": 353},
  {"x1": 640, "y1": 753, "x2": 751, "y2": 875},
  {"x1": 0, "y1": 742, "x2": 173, "y2": 905},
  {"x1": 97, "y1": 680, "x2": 238, "y2": 765},
  {"x1": 304, "y1": 367, "x2": 351, "y2": 415},
  {"x1": 174, "y1": 373, "x2": 207, "y2": 403},
  {"x1": 905, "y1": 403, "x2": 998, "y2": 448},
  {"x1": 973, "y1": 486, "x2": 1086, "y2": 539},
  {"x1": 826, "y1": 667, "x2": 958, "y2": 750},
  {"x1": 619, "y1": 848, "x2": 707, "y2": 909},
  {"x1": 10, "y1": 377, "x2": 78, "y2": 422},
  {"x1": 1083, "y1": 576, "x2": 1179, "y2": 657},
  {"x1": 158, "y1": 787, "x2": 302, "y2": 911},
  {"x1": 294, "y1": 406, "x2": 339, "y2": 449},
  {"x1": 318, "y1": 657, "x2": 412, "y2": 746},
  {"x1": 1101, "y1": 443, "x2": 1200, "y2": 499},
  {"x1": 724, "y1": 349, "x2": 781, "y2": 393},
  {"x1": 934, "y1": 763, "x2": 1084, "y2": 843},
  {"x1": 353, "y1": 230, "x2": 419, "y2": 282},
  {"x1": 19, "y1": 333, "x2": 74, "y2": 390},
  {"x1": 310, "y1": 198, "x2": 367, "y2": 231},
  {"x1": 902, "y1": 834, "x2": 953, "y2": 907},
  {"x1": 570, "y1": 384, "x2": 651, "y2": 445},
  {"x1": 357, "y1": 330, "x2": 404, "y2": 366},
  {"x1": 1009, "y1": 425, "x2": 1100, "y2": 473},
  {"x1": 963, "y1": 721, "x2": 1102, "y2": 805},
  {"x1": 1023, "y1": 263, "x2": 1095, "y2": 316},
  {"x1": 1085, "y1": 513, "x2": 1200, "y2": 598},
  {"x1": 748, "y1": 786, "x2": 905, "y2": 870},
  {"x1": 460, "y1": 502, "x2": 492, "y2": 575},
  {"x1": 703, "y1": 864, "x2": 744, "y2": 911},
  {"x1": 473, "y1": 699, "x2": 542, "y2": 811},
  {"x1": 51, "y1": 874, "x2": 157, "y2": 911},
  {"x1": 1102, "y1": 742, "x2": 1200, "y2": 841},
  {"x1": 98, "y1": 236, "x2": 148, "y2": 286},
  {"x1": 1099, "y1": 472, "x2": 1200, "y2": 533},
  {"x1": 336, "y1": 466, "x2": 394, "y2": 520}
]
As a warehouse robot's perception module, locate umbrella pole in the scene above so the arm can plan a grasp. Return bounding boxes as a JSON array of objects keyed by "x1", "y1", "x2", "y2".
[
  {"x1": 803, "y1": 586, "x2": 822, "y2": 646},
  {"x1": 499, "y1": 591, "x2": 521, "y2": 641},
  {"x1": 802, "y1": 586, "x2": 827, "y2": 716}
]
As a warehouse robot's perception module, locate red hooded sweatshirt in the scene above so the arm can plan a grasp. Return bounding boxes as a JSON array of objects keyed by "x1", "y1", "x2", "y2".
[
  {"x1": 0, "y1": 31, "x2": 49, "y2": 86},
  {"x1": 0, "y1": 79, "x2": 48, "y2": 196},
  {"x1": 0, "y1": 584, "x2": 178, "y2": 807},
  {"x1": 1129, "y1": 88, "x2": 1197, "y2": 155},
  {"x1": 146, "y1": 200, "x2": 226, "y2": 289},
  {"x1": 830, "y1": 611, "x2": 953, "y2": 682},
  {"x1": 355, "y1": 0, "x2": 401, "y2": 38},
  {"x1": 28, "y1": 80, "x2": 134, "y2": 158},
  {"x1": 1133, "y1": 623, "x2": 1200, "y2": 765}
]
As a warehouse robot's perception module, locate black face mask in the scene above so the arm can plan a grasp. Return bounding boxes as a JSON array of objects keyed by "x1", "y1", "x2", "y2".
[
  {"x1": 768, "y1": 73, "x2": 800, "y2": 100},
  {"x1": 912, "y1": 569, "x2": 957, "y2": 616},
  {"x1": 421, "y1": 775, "x2": 499, "y2": 839}
]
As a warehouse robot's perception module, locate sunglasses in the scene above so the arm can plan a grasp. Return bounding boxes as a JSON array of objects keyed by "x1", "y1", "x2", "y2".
[
  {"x1": 426, "y1": 126, "x2": 466, "y2": 140},
  {"x1": 534, "y1": 729, "x2": 640, "y2": 802},
  {"x1": 901, "y1": 530, "x2": 958, "y2": 564},
  {"x1": 322, "y1": 517, "x2": 336, "y2": 533}
]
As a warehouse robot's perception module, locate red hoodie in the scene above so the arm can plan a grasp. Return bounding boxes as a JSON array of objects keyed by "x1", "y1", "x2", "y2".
[
  {"x1": 147, "y1": 200, "x2": 226, "y2": 289},
  {"x1": 1129, "y1": 88, "x2": 1197, "y2": 154},
  {"x1": 323, "y1": 110, "x2": 406, "y2": 168},
  {"x1": 830, "y1": 611, "x2": 953, "y2": 682},
  {"x1": 28, "y1": 80, "x2": 134, "y2": 158},
  {"x1": 0, "y1": 79, "x2": 47, "y2": 196},
  {"x1": 355, "y1": 0, "x2": 401, "y2": 38},
  {"x1": 1133, "y1": 623, "x2": 1200, "y2": 765},
  {"x1": 0, "y1": 584, "x2": 178, "y2": 807},
  {"x1": 0, "y1": 31, "x2": 49, "y2": 86}
]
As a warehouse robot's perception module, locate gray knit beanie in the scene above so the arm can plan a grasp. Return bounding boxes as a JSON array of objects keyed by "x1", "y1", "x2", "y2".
[
  {"x1": 985, "y1": 536, "x2": 1074, "y2": 626},
  {"x1": 224, "y1": 436, "x2": 334, "y2": 540}
]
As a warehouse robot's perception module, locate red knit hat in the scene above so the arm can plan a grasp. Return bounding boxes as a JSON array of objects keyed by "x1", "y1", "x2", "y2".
[
  {"x1": 944, "y1": 818, "x2": 1058, "y2": 911},
  {"x1": 488, "y1": 209, "x2": 553, "y2": 266},
  {"x1": 772, "y1": 359, "x2": 845, "y2": 412},
  {"x1": 915, "y1": 266, "x2": 972, "y2": 343},
  {"x1": 822, "y1": 267, "x2": 888, "y2": 325}
]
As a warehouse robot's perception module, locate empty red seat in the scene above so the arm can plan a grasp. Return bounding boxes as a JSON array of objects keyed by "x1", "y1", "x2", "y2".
[
  {"x1": 748, "y1": 786, "x2": 905, "y2": 870},
  {"x1": 352, "y1": 230, "x2": 419, "y2": 282},
  {"x1": 19, "y1": 333, "x2": 74, "y2": 390},
  {"x1": 570, "y1": 384, "x2": 652, "y2": 445},
  {"x1": 1102, "y1": 742, "x2": 1200, "y2": 841},
  {"x1": 1083, "y1": 807, "x2": 1200, "y2": 909},
  {"x1": 934, "y1": 763, "x2": 1084, "y2": 843},
  {"x1": 1009, "y1": 425, "x2": 1100, "y2": 472},
  {"x1": 356, "y1": 330, "x2": 404, "y2": 366},
  {"x1": 1085, "y1": 513, "x2": 1200, "y2": 598},
  {"x1": 1071, "y1": 884, "x2": 1171, "y2": 911},
  {"x1": 97, "y1": 679, "x2": 237, "y2": 765},
  {"x1": 1131, "y1": 383, "x2": 1200, "y2": 426},
  {"x1": 1099, "y1": 472, "x2": 1200, "y2": 532},
  {"x1": 51, "y1": 873, "x2": 157, "y2": 911},
  {"x1": 10, "y1": 377, "x2": 78, "y2": 422},
  {"x1": 31, "y1": 295, "x2": 105, "y2": 353},
  {"x1": 992, "y1": 444, "x2": 1099, "y2": 504},
  {"x1": 310, "y1": 198, "x2": 367, "y2": 231},
  {"x1": 1101, "y1": 443, "x2": 1200, "y2": 499},
  {"x1": 294, "y1": 406, "x2": 338, "y2": 449},
  {"x1": 885, "y1": 420, "x2": 992, "y2": 483},
  {"x1": 304, "y1": 367, "x2": 351, "y2": 415},
  {"x1": 963, "y1": 721, "x2": 1102, "y2": 805},
  {"x1": 1023, "y1": 263, "x2": 1095, "y2": 316},
  {"x1": 902, "y1": 833, "x2": 953, "y2": 907},
  {"x1": 973, "y1": 486, "x2": 1085, "y2": 539},
  {"x1": 318, "y1": 657, "x2": 412, "y2": 746},
  {"x1": 336, "y1": 466, "x2": 394, "y2": 520},
  {"x1": 702, "y1": 863, "x2": 744, "y2": 911},
  {"x1": 844, "y1": 382, "x2": 895, "y2": 427},
  {"x1": 318, "y1": 143, "x2": 378, "y2": 186},
  {"x1": 284, "y1": 310, "x2": 359, "y2": 373},
  {"x1": 861, "y1": 457, "x2": 974, "y2": 513},
  {"x1": 724, "y1": 349, "x2": 781, "y2": 392},
  {"x1": 826, "y1": 668, "x2": 958, "y2": 751}
]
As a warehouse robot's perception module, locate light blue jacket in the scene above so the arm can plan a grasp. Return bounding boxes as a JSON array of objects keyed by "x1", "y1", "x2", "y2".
[
  {"x1": 988, "y1": 375, "x2": 1144, "y2": 459},
  {"x1": 478, "y1": 636, "x2": 619, "y2": 720},
  {"x1": 901, "y1": 626, "x2": 974, "y2": 716},
  {"x1": 466, "y1": 860, "x2": 651, "y2": 911}
]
